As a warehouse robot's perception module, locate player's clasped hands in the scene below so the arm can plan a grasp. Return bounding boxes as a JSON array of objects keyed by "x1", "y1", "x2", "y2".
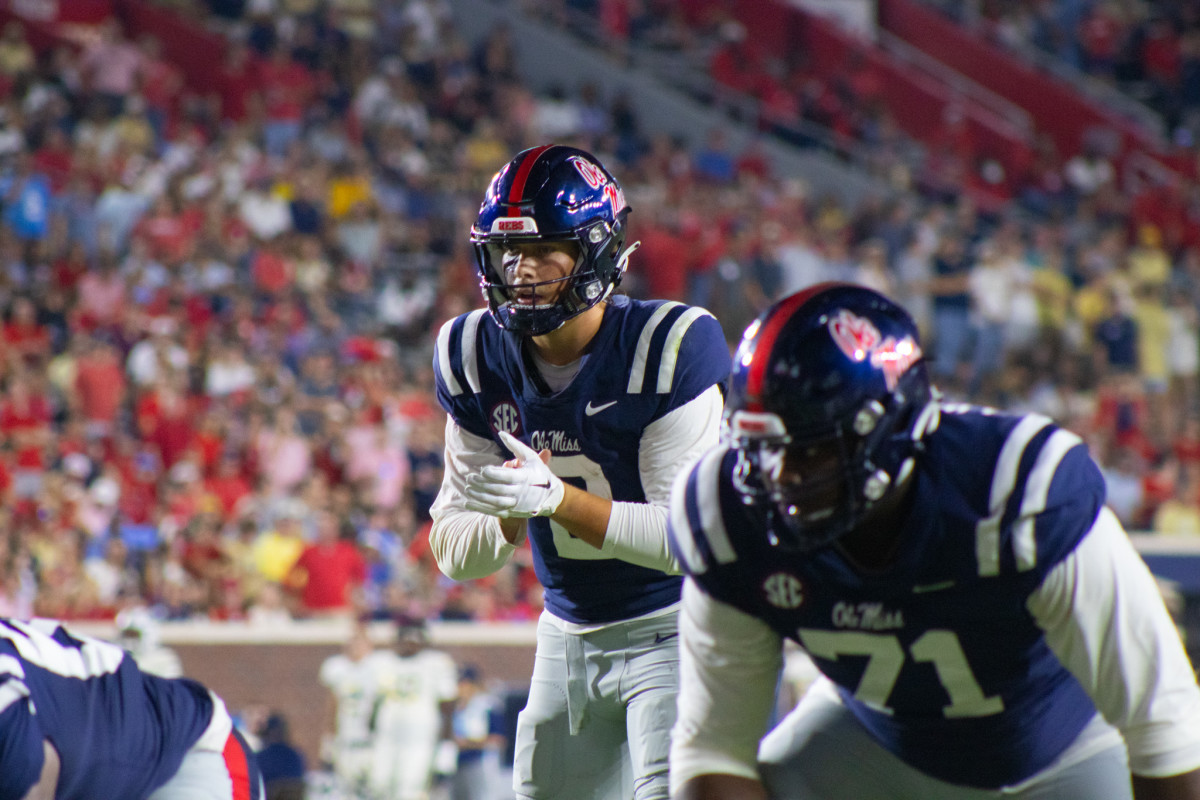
[{"x1": 464, "y1": 430, "x2": 565, "y2": 518}]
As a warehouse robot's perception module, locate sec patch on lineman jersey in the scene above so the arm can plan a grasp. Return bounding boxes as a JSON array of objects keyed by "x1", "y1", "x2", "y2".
[{"x1": 763, "y1": 572, "x2": 804, "y2": 609}]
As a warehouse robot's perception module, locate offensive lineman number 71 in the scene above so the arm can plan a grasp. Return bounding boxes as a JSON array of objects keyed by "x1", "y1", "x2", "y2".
[{"x1": 798, "y1": 628, "x2": 1005, "y2": 719}]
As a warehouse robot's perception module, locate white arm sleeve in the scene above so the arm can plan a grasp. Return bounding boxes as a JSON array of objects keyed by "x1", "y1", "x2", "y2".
[
  {"x1": 601, "y1": 384, "x2": 723, "y2": 574},
  {"x1": 1029, "y1": 506, "x2": 1200, "y2": 777},
  {"x1": 428, "y1": 419, "x2": 521, "y2": 581},
  {"x1": 670, "y1": 579, "x2": 783, "y2": 794}
]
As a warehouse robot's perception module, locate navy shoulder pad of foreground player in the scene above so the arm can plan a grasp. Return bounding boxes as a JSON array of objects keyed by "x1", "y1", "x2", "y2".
[
  {"x1": 668, "y1": 444, "x2": 755, "y2": 580},
  {"x1": 938, "y1": 403, "x2": 1107, "y2": 580},
  {"x1": 620, "y1": 298, "x2": 730, "y2": 414}
]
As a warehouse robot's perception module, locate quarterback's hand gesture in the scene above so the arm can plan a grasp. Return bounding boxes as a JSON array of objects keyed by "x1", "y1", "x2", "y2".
[{"x1": 464, "y1": 430, "x2": 565, "y2": 518}]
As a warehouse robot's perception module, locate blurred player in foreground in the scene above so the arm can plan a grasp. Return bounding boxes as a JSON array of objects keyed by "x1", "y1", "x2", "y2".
[
  {"x1": 0, "y1": 616, "x2": 262, "y2": 799},
  {"x1": 429, "y1": 143, "x2": 730, "y2": 799},
  {"x1": 669, "y1": 283, "x2": 1200, "y2": 799}
]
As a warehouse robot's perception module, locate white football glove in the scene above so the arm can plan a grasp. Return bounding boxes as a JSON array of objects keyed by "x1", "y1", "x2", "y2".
[{"x1": 463, "y1": 430, "x2": 565, "y2": 518}]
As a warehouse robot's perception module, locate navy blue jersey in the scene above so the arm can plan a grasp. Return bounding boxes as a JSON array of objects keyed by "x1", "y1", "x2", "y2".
[
  {"x1": 435, "y1": 296, "x2": 730, "y2": 624},
  {"x1": 670, "y1": 405, "x2": 1107, "y2": 789},
  {"x1": 0, "y1": 618, "x2": 213, "y2": 800}
]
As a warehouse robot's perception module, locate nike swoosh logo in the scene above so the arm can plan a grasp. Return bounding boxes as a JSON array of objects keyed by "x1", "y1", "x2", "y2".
[
  {"x1": 654, "y1": 632, "x2": 679, "y2": 644},
  {"x1": 532, "y1": 482, "x2": 551, "y2": 489},
  {"x1": 585, "y1": 400, "x2": 617, "y2": 416},
  {"x1": 913, "y1": 580, "x2": 956, "y2": 594}
]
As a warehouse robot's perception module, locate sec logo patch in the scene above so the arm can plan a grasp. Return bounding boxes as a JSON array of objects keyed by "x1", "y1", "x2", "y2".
[
  {"x1": 491, "y1": 401, "x2": 520, "y2": 435},
  {"x1": 763, "y1": 573, "x2": 804, "y2": 609}
]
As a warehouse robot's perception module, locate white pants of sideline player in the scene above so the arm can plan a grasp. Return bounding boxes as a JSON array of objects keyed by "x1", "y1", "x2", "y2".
[
  {"x1": 514, "y1": 608, "x2": 679, "y2": 800},
  {"x1": 759, "y1": 677, "x2": 1132, "y2": 799},
  {"x1": 332, "y1": 742, "x2": 373, "y2": 797}
]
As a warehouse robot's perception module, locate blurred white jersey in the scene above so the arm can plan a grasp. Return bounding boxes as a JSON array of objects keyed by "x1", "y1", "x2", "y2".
[
  {"x1": 369, "y1": 649, "x2": 458, "y2": 800},
  {"x1": 321, "y1": 651, "x2": 385, "y2": 747},
  {"x1": 320, "y1": 650, "x2": 387, "y2": 788}
]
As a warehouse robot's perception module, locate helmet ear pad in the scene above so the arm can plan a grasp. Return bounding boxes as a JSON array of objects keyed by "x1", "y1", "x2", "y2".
[
  {"x1": 471, "y1": 145, "x2": 633, "y2": 336},
  {"x1": 568, "y1": 216, "x2": 630, "y2": 306}
]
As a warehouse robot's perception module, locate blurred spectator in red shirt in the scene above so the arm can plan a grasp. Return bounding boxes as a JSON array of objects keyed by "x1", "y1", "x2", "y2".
[
  {"x1": 204, "y1": 452, "x2": 253, "y2": 521},
  {"x1": 215, "y1": 39, "x2": 260, "y2": 123},
  {"x1": 258, "y1": 43, "x2": 315, "y2": 157},
  {"x1": 633, "y1": 207, "x2": 689, "y2": 301},
  {"x1": 286, "y1": 510, "x2": 365, "y2": 617},
  {"x1": 251, "y1": 238, "x2": 296, "y2": 298},
  {"x1": 135, "y1": 376, "x2": 197, "y2": 469},
  {"x1": 189, "y1": 411, "x2": 226, "y2": 477},
  {"x1": 1078, "y1": 2, "x2": 1125, "y2": 78},
  {"x1": 179, "y1": 514, "x2": 226, "y2": 588},
  {"x1": 136, "y1": 34, "x2": 185, "y2": 147},
  {"x1": 0, "y1": 373, "x2": 52, "y2": 503},
  {"x1": 74, "y1": 337, "x2": 126, "y2": 439},
  {"x1": 51, "y1": 241, "x2": 90, "y2": 298},
  {"x1": 32, "y1": 128, "x2": 74, "y2": 194},
  {"x1": 708, "y1": 21, "x2": 763, "y2": 96},
  {"x1": 4, "y1": 296, "x2": 51, "y2": 367},
  {"x1": 1141, "y1": 16, "x2": 1181, "y2": 91},
  {"x1": 132, "y1": 194, "x2": 200, "y2": 265}
]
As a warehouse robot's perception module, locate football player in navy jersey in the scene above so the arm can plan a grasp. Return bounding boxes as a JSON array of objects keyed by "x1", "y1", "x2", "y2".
[
  {"x1": 0, "y1": 616, "x2": 262, "y2": 800},
  {"x1": 668, "y1": 283, "x2": 1200, "y2": 800},
  {"x1": 429, "y1": 143, "x2": 730, "y2": 800}
]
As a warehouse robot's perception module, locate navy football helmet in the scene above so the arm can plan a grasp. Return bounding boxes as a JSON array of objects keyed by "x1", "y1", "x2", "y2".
[
  {"x1": 471, "y1": 144, "x2": 635, "y2": 335},
  {"x1": 726, "y1": 283, "x2": 937, "y2": 552}
]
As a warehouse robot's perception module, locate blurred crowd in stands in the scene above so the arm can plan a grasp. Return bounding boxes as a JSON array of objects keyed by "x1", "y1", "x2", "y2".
[
  {"x1": 0, "y1": 0, "x2": 1199, "y2": 629},
  {"x1": 933, "y1": 0, "x2": 1200, "y2": 143}
]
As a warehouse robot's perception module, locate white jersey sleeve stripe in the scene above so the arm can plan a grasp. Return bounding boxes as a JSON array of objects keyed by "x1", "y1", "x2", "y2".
[
  {"x1": 697, "y1": 448, "x2": 738, "y2": 565},
  {"x1": 1011, "y1": 517, "x2": 1037, "y2": 573},
  {"x1": 656, "y1": 307, "x2": 713, "y2": 394},
  {"x1": 976, "y1": 414, "x2": 1051, "y2": 577},
  {"x1": 669, "y1": 470, "x2": 707, "y2": 576},
  {"x1": 0, "y1": 678, "x2": 30, "y2": 715},
  {"x1": 461, "y1": 309, "x2": 487, "y2": 395},
  {"x1": 628, "y1": 302, "x2": 682, "y2": 394},
  {"x1": 989, "y1": 414, "x2": 1052, "y2": 514},
  {"x1": 1012, "y1": 429, "x2": 1082, "y2": 572},
  {"x1": 1018, "y1": 429, "x2": 1081, "y2": 516},
  {"x1": 436, "y1": 317, "x2": 462, "y2": 397}
]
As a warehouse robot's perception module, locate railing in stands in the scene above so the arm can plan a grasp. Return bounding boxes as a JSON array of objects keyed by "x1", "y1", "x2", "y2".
[
  {"x1": 877, "y1": 0, "x2": 1182, "y2": 178},
  {"x1": 113, "y1": 0, "x2": 227, "y2": 95},
  {"x1": 911, "y1": 0, "x2": 1167, "y2": 142},
  {"x1": 875, "y1": 29, "x2": 1034, "y2": 142},
  {"x1": 658, "y1": 0, "x2": 1036, "y2": 204}
]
